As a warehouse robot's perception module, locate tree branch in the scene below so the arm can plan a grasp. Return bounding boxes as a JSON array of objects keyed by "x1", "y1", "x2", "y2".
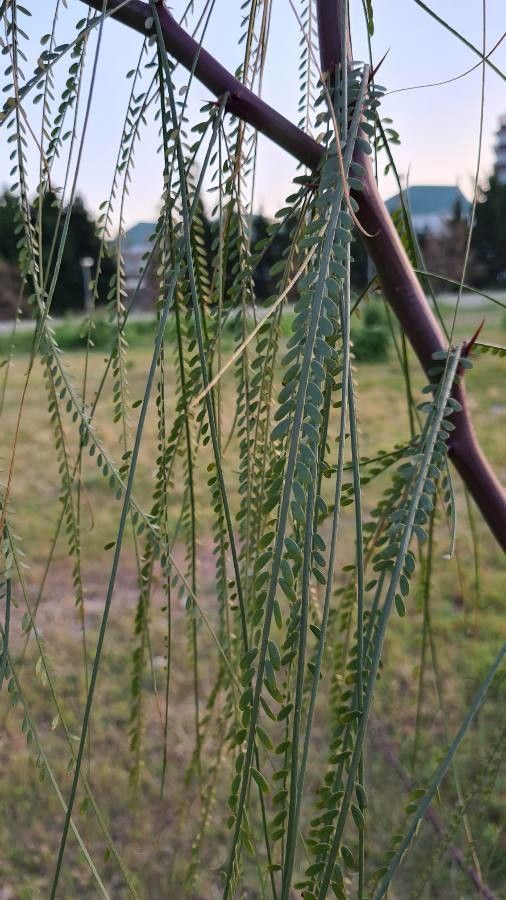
[
  {"x1": 316, "y1": 0, "x2": 506, "y2": 549},
  {"x1": 81, "y1": 0, "x2": 320, "y2": 167},
  {"x1": 79, "y1": 0, "x2": 506, "y2": 549}
]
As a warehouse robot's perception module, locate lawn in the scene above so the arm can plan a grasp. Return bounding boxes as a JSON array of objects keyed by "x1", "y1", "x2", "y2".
[{"x1": 0, "y1": 302, "x2": 504, "y2": 898}]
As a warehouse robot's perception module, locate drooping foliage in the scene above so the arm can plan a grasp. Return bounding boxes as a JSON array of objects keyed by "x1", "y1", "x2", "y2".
[{"x1": 0, "y1": 2, "x2": 504, "y2": 899}]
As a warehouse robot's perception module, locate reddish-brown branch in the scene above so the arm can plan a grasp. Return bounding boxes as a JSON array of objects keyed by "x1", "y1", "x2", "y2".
[
  {"x1": 81, "y1": 0, "x2": 320, "y2": 167},
  {"x1": 316, "y1": 0, "x2": 506, "y2": 548},
  {"x1": 79, "y1": 0, "x2": 506, "y2": 548}
]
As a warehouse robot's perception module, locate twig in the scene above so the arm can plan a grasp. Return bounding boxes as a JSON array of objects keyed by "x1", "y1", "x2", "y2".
[{"x1": 369, "y1": 717, "x2": 498, "y2": 900}]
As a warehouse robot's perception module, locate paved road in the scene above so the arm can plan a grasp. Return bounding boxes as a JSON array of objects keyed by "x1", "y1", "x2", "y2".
[{"x1": 0, "y1": 290, "x2": 504, "y2": 334}]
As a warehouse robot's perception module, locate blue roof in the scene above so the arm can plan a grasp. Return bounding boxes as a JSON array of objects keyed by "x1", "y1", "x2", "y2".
[
  {"x1": 385, "y1": 185, "x2": 471, "y2": 217},
  {"x1": 124, "y1": 221, "x2": 156, "y2": 247}
]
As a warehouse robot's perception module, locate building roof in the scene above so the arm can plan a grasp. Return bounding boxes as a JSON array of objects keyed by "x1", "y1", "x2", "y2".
[
  {"x1": 124, "y1": 221, "x2": 156, "y2": 248},
  {"x1": 385, "y1": 185, "x2": 471, "y2": 218}
]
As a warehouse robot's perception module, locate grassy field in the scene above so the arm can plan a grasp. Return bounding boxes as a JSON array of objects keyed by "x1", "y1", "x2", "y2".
[{"x1": 0, "y1": 303, "x2": 504, "y2": 898}]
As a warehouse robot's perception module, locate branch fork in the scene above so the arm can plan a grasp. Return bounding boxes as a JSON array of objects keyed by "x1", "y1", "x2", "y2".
[{"x1": 79, "y1": 0, "x2": 506, "y2": 548}]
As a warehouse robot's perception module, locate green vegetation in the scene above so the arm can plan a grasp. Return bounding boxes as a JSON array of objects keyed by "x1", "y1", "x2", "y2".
[
  {"x1": 0, "y1": 190, "x2": 115, "y2": 316},
  {"x1": 0, "y1": 306, "x2": 504, "y2": 897},
  {"x1": 0, "y1": 302, "x2": 391, "y2": 362},
  {"x1": 473, "y1": 176, "x2": 506, "y2": 287},
  {"x1": 0, "y1": 2, "x2": 504, "y2": 899}
]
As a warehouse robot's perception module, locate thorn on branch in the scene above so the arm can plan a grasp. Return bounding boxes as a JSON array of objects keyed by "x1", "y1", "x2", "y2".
[
  {"x1": 457, "y1": 318, "x2": 485, "y2": 376},
  {"x1": 462, "y1": 318, "x2": 485, "y2": 358},
  {"x1": 369, "y1": 48, "x2": 390, "y2": 83}
]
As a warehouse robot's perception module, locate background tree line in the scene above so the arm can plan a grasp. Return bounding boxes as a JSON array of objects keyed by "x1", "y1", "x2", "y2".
[
  {"x1": 0, "y1": 177, "x2": 504, "y2": 321},
  {"x1": 0, "y1": 189, "x2": 115, "y2": 319}
]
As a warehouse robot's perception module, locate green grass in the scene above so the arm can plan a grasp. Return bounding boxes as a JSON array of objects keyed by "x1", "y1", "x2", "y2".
[
  {"x1": 0, "y1": 300, "x2": 390, "y2": 361},
  {"x1": 0, "y1": 305, "x2": 504, "y2": 897},
  {"x1": 0, "y1": 314, "x2": 225, "y2": 357}
]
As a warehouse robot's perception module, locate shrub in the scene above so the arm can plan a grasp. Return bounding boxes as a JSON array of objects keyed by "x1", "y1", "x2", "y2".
[{"x1": 351, "y1": 300, "x2": 390, "y2": 361}]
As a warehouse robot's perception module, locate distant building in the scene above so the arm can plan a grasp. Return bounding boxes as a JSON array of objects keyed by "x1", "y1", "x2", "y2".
[
  {"x1": 385, "y1": 185, "x2": 471, "y2": 290},
  {"x1": 122, "y1": 221, "x2": 157, "y2": 309},
  {"x1": 385, "y1": 185, "x2": 471, "y2": 236},
  {"x1": 123, "y1": 221, "x2": 156, "y2": 292},
  {"x1": 494, "y1": 115, "x2": 506, "y2": 185}
]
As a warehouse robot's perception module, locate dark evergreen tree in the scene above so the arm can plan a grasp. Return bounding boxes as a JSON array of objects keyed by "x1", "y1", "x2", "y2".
[
  {"x1": 472, "y1": 175, "x2": 506, "y2": 287},
  {"x1": 0, "y1": 189, "x2": 114, "y2": 315},
  {"x1": 0, "y1": 191, "x2": 20, "y2": 263}
]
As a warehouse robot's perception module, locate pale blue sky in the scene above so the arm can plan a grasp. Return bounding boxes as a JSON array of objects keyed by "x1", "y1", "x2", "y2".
[{"x1": 1, "y1": 1, "x2": 505, "y2": 228}]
